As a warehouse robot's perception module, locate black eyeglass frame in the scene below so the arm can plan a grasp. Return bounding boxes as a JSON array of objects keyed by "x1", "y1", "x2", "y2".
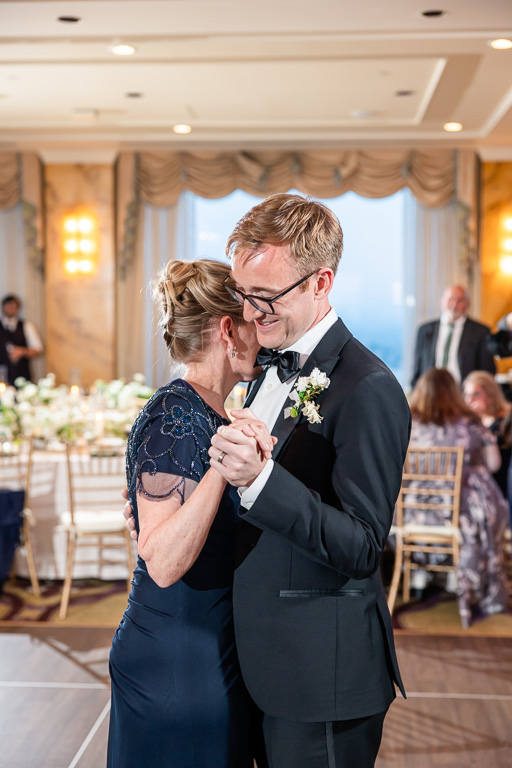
[{"x1": 223, "y1": 270, "x2": 318, "y2": 315}]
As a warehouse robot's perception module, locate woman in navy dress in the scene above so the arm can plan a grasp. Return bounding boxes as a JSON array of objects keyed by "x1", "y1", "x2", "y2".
[{"x1": 107, "y1": 259, "x2": 272, "y2": 768}]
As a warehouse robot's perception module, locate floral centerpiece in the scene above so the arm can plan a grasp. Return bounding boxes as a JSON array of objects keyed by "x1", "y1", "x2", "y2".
[{"x1": 0, "y1": 373, "x2": 154, "y2": 447}]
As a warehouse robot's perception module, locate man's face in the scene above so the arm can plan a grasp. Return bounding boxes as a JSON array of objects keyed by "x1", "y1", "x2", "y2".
[
  {"x1": 441, "y1": 287, "x2": 468, "y2": 322},
  {"x1": 231, "y1": 245, "x2": 322, "y2": 350},
  {"x1": 2, "y1": 300, "x2": 19, "y2": 319}
]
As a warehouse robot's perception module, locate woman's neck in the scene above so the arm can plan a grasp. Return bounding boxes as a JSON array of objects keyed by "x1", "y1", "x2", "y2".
[{"x1": 184, "y1": 361, "x2": 235, "y2": 419}]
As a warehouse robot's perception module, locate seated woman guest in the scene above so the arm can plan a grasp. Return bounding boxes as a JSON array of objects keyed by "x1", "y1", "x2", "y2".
[
  {"x1": 408, "y1": 368, "x2": 509, "y2": 628},
  {"x1": 108, "y1": 259, "x2": 272, "y2": 768},
  {"x1": 463, "y1": 370, "x2": 512, "y2": 512}
]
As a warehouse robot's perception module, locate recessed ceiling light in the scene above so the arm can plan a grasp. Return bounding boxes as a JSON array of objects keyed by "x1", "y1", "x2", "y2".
[
  {"x1": 421, "y1": 10, "x2": 446, "y2": 18},
  {"x1": 110, "y1": 44, "x2": 136, "y2": 56},
  {"x1": 173, "y1": 124, "x2": 192, "y2": 134},
  {"x1": 126, "y1": 92, "x2": 144, "y2": 98},
  {"x1": 395, "y1": 90, "x2": 415, "y2": 97},
  {"x1": 350, "y1": 110, "x2": 375, "y2": 119},
  {"x1": 443, "y1": 121, "x2": 463, "y2": 132},
  {"x1": 489, "y1": 38, "x2": 512, "y2": 50},
  {"x1": 57, "y1": 16, "x2": 82, "y2": 24}
]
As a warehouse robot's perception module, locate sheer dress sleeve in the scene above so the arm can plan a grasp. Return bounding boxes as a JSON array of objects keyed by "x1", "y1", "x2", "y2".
[{"x1": 126, "y1": 383, "x2": 219, "y2": 510}]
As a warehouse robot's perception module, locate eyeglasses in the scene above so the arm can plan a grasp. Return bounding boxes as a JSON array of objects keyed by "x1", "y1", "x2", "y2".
[{"x1": 223, "y1": 270, "x2": 318, "y2": 315}]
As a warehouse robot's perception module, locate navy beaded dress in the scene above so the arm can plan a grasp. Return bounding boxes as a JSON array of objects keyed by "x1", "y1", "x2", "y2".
[{"x1": 107, "y1": 380, "x2": 252, "y2": 768}]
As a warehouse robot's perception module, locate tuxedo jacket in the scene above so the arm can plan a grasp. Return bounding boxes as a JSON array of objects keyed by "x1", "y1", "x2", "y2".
[
  {"x1": 411, "y1": 317, "x2": 495, "y2": 388},
  {"x1": 233, "y1": 319, "x2": 411, "y2": 723}
]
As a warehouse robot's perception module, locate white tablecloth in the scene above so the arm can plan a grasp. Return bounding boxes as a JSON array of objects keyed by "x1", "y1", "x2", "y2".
[{"x1": 14, "y1": 450, "x2": 134, "y2": 581}]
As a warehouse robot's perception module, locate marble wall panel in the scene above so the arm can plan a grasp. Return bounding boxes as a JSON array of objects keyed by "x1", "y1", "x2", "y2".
[
  {"x1": 480, "y1": 162, "x2": 512, "y2": 374},
  {"x1": 44, "y1": 164, "x2": 115, "y2": 386}
]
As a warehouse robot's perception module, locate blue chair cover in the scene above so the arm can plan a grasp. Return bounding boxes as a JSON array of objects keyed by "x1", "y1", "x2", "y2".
[{"x1": 0, "y1": 488, "x2": 25, "y2": 582}]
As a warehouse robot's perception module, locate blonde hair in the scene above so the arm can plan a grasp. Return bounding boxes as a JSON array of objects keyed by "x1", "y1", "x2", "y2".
[
  {"x1": 463, "y1": 370, "x2": 511, "y2": 419},
  {"x1": 153, "y1": 259, "x2": 243, "y2": 364},
  {"x1": 226, "y1": 192, "x2": 343, "y2": 278}
]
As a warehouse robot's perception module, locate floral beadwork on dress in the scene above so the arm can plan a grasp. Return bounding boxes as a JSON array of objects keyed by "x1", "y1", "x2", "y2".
[{"x1": 126, "y1": 379, "x2": 227, "y2": 504}]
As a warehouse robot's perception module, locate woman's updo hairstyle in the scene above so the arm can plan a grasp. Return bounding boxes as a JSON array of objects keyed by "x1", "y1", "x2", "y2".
[{"x1": 154, "y1": 259, "x2": 244, "y2": 364}]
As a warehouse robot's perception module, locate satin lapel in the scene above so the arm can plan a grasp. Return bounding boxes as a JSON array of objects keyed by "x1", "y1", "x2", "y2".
[{"x1": 271, "y1": 319, "x2": 352, "y2": 462}]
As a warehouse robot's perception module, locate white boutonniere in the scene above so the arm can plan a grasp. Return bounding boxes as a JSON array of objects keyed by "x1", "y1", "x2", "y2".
[{"x1": 286, "y1": 368, "x2": 330, "y2": 424}]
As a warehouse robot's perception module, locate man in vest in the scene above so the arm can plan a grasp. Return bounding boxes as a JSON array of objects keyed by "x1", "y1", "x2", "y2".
[{"x1": 0, "y1": 294, "x2": 43, "y2": 385}]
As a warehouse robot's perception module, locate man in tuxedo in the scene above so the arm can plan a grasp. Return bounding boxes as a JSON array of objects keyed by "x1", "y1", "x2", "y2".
[
  {"x1": 209, "y1": 193, "x2": 411, "y2": 768},
  {"x1": 410, "y1": 284, "x2": 495, "y2": 388}
]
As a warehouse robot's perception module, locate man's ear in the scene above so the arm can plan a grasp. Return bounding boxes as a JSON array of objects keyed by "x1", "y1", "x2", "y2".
[
  {"x1": 219, "y1": 315, "x2": 235, "y2": 344},
  {"x1": 315, "y1": 268, "x2": 334, "y2": 299}
]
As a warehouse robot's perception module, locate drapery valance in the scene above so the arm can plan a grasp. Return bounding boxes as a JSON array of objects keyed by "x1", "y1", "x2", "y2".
[{"x1": 130, "y1": 148, "x2": 456, "y2": 208}]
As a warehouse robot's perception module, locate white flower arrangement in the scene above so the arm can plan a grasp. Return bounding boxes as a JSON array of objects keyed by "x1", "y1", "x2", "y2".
[
  {"x1": 0, "y1": 373, "x2": 154, "y2": 446},
  {"x1": 286, "y1": 367, "x2": 330, "y2": 424}
]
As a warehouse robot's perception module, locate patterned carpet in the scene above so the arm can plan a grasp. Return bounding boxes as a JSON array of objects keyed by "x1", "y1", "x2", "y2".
[
  {"x1": 392, "y1": 587, "x2": 512, "y2": 636},
  {"x1": 0, "y1": 578, "x2": 129, "y2": 626},
  {"x1": 2, "y1": 578, "x2": 512, "y2": 636}
]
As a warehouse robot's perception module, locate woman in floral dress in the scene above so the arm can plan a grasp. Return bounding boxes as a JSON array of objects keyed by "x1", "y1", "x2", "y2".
[{"x1": 408, "y1": 368, "x2": 509, "y2": 627}]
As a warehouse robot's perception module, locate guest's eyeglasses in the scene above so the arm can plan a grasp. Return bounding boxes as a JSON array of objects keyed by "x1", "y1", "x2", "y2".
[{"x1": 223, "y1": 270, "x2": 318, "y2": 315}]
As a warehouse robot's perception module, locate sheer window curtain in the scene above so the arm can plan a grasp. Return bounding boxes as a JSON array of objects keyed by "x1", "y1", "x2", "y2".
[
  {"x1": 117, "y1": 193, "x2": 195, "y2": 388},
  {"x1": 403, "y1": 193, "x2": 469, "y2": 390},
  {"x1": 0, "y1": 203, "x2": 45, "y2": 381}
]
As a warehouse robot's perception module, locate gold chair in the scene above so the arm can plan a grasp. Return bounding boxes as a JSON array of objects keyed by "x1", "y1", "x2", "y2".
[
  {"x1": 59, "y1": 443, "x2": 134, "y2": 619},
  {"x1": 0, "y1": 438, "x2": 40, "y2": 597},
  {"x1": 387, "y1": 445, "x2": 464, "y2": 613}
]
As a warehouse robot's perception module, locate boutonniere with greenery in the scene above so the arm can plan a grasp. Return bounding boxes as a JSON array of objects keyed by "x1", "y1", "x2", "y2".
[{"x1": 286, "y1": 368, "x2": 330, "y2": 424}]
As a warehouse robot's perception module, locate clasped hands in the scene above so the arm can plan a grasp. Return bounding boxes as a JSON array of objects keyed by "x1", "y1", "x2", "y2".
[
  {"x1": 208, "y1": 408, "x2": 277, "y2": 487},
  {"x1": 123, "y1": 409, "x2": 276, "y2": 540}
]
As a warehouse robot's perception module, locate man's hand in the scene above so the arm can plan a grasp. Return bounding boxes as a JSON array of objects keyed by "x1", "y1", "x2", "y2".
[
  {"x1": 209, "y1": 422, "x2": 272, "y2": 487},
  {"x1": 122, "y1": 488, "x2": 138, "y2": 541}
]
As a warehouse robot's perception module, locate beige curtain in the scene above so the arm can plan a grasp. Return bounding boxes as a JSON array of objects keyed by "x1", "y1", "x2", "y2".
[
  {"x1": 134, "y1": 148, "x2": 455, "y2": 208},
  {"x1": 0, "y1": 152, "x2": 45, "y2": 378}
]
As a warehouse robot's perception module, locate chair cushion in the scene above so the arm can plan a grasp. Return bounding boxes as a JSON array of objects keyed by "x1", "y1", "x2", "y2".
[{"x1": 60, "y1": 510, "x2": 127, "y2": 534}]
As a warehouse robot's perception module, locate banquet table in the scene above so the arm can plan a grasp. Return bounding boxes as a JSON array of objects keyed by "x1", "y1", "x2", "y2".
[{"x1": 14, "y1": 449, "x2": 134, "y2": 581}]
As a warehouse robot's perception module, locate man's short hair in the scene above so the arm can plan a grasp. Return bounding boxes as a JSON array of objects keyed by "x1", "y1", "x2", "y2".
[
  {"x1": 226, "y1": 192, "x2": 343, "y2": 277},
  {"x1": 1, "y1": 294, "x2": 21, "y2": 309}
]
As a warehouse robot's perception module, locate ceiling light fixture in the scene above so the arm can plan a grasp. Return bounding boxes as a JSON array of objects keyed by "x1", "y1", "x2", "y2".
[
  {"x1": 421, "y1": 10, "x2": 446, "y2": 18},
  {"x1": 57, "y1": 16, "x2": 82, "y2": 24},
  {"x1": 443, "y1": 121, "x2": 462, "y2": 132},
  {"x1": 173, "y1": 124, "x2": 192, "y2": 134},
  {"x1": 110, "y1": 44, "x2": 136, "y2": 56},
  {"x1": 126, "y1": 92, "x2": 144, "y2": 98},
  {"x1": 489, "y1": 39, "x2": 512, "y2": 50},
  {"x1": 395, "y1": 90, "x2": 415, "y2": 97},
  {"x1": 350, "y1": 110, "x2": 375, "y2": 119}
]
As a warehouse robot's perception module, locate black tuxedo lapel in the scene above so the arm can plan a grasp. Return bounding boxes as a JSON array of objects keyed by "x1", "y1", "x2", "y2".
[
  {"x1": 271, "y1": 319, "x2": 352, "y2": 462},
  {"x1": 427, "y1": 321, "x2": 440, "y2": 367}
]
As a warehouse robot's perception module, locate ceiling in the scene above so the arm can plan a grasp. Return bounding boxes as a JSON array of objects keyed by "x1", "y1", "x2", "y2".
[{"x1": 2, "y1": 0, "x2": 512, "y2": 160}]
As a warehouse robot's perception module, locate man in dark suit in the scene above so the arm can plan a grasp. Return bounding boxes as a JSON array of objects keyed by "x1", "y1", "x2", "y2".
[
  {"x1": 209, "y1": 194, "x2": 411, "y2": 768},
  {"x1": 411, "y1": 285, "x2": 495, "y2": 388}
]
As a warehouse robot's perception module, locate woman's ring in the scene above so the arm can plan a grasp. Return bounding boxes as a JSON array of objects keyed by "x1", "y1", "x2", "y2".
[{"x1": 217, "y1": 451, "x2": 226, "y2": 464}]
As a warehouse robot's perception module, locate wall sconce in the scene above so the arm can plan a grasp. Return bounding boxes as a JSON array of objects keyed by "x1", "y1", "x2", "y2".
[{"x1": 61, "y1": 210, "x2": 98, "y2": 274}]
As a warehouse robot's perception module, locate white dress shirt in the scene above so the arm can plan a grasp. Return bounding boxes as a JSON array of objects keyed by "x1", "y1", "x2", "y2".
[
  {"x1": 240, "y1": 307, "x2": 338, "y2": 508},
  {"x1": 435, "y1": 312, "x2": 465, "y2": 384},
  {"x1": 1, "y1": 316, "x2": 43, "y2": 352}
]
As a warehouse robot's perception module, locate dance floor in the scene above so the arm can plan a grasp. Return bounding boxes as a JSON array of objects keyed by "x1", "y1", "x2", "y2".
[{"x1": 0, "y1": 627, "x2": 511, "y2": 768}]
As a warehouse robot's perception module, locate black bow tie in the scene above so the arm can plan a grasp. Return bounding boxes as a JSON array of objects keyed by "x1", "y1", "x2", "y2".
[{"x1": 255, "y1": 347, "x2": 301, "y2": 383}]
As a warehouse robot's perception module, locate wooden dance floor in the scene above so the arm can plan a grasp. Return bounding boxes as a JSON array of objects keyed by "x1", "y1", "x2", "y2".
[{"x1": 0, "y1": 626, "x2": 511, "y2": 767}]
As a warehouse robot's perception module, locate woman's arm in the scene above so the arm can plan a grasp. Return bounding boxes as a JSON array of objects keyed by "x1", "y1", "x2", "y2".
[
  {"x1": 137, "y1": 467, "x2": 227, "y2": 588},
  {"x1": 483, "y1": 442, "x2": 502, "y2": 474}
]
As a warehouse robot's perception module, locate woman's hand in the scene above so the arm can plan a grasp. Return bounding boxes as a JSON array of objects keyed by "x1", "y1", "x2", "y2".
[
  {"x1": 228, "y1": 408, "x2": 277, "y2": 459},
  {"x1": 121, "y1": 488, "x2": 138, "y2": 540}
]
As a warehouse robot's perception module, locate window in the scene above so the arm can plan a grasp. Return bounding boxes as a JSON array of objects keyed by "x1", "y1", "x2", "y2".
[{"x1": 191, "y1": 189, "x2": 407, "y2": 384}]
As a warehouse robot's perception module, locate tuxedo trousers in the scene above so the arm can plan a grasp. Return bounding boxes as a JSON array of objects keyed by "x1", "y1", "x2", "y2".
[{"x1": 262, "y1": 708, "x2": 388, "y2": 768}]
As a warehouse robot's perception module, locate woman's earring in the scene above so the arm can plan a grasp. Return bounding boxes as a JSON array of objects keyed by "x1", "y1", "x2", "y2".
[{"x1": 231, "y1": 345, "x2": 237, "y2": 359}]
